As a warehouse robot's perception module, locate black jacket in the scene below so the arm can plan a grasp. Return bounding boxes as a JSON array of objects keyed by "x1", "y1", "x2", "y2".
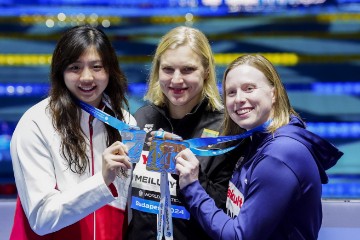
[{"x1": 126, "y1": 99, "x2": 239, "y2": 240}]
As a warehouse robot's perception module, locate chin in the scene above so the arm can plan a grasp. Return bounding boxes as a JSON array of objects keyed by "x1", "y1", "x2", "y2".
[
  {"x1": 235, "y1": 119, "x2": 253, "y2": 131},
  {"x1": 169, "y1": 99, "x2": 186, "y2": 106}
]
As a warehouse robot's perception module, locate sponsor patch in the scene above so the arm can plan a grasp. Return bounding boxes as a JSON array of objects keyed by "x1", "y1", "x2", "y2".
[
  {"x1": 144, "y1": 123, "x2": 154, "y2": 133},
  {"x1": 226, "y1": 181, "x2": 244, "y2": 218},
  {"x1": 201, "y1": 128, "x2": 219, "y2": 138}
]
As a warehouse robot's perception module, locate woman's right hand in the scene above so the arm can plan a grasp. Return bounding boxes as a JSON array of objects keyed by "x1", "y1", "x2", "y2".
[
  {"x1": 102, "y1": 141, "x2": 131, "y2": 186},
  {"x1": 175, "y1": 148, "x2": 200, "y2": 189}
]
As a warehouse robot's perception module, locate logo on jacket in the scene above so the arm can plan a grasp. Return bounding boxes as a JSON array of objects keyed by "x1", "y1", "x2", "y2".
[
  {"x1": 144, "y1": 124, "x2": 153, "y2": 133},
  {"x1": 226, "y1": 181, "x2": 244, "y2": 218}
]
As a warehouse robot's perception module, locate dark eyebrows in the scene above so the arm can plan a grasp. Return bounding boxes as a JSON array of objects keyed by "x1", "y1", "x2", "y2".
[{"x1": 71, "y1": 59, "x2": 103, "y2": 64}]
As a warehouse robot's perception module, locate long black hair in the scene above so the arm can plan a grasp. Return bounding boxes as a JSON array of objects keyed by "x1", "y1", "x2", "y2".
[{"x1": 48, "y1": 25, "x2": 129, "y2": 174}]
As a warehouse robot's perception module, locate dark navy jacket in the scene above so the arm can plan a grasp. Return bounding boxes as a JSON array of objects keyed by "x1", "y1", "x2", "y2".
[{"x1": 181, "y1": 116, "x2": 343, "y2": 240}]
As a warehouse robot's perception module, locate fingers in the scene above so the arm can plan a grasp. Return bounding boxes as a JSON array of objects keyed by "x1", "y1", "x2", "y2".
[
  {"x1": 102, "y1": 141, "x2": 132, "y2": 185},
  {"x1": 153, "y1": 129, "x2": 166, "y2": 139},
  {"x1": 112, "y1": 153, "x2": 132, "y2": 169},
  {"x1": 150, "y1": 129, "x2": 183, "y2": 141},
  {"x1": 175, "y1": 149, "x2": 199, "y2": 189},
  {"x1": 146, "y1": 129, "x2": 183, "y2": 147},
  {"x1": 108, "y1": 141, "x2": 128, "y2": 156},
  {"x1": 176, "y1": 148, "x2": 196, "y2": 164},
  {"x1": 175, "y1": 150, "x2": 196, "y2": 173},
  {"x1": 175, "y1": 157, "x2": 191, "y2": 174}
]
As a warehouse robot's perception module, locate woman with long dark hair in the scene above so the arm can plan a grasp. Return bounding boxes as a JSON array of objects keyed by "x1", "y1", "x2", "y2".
[{"x1": 10, "y1": 25, "x2": 134, "y2": 240}]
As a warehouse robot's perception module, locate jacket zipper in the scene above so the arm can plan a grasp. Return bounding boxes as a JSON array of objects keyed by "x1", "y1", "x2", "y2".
[
  {"x1": 88, "y1": 116, "x2": 96, "y2": 239},
  {"x1": 89, "y1": 116, "x2": 95, "y2": 176}
]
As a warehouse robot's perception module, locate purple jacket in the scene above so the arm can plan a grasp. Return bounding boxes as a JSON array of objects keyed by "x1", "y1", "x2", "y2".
[{"x1": 181, "y1": 116, "x2": 343, "y2": 240}]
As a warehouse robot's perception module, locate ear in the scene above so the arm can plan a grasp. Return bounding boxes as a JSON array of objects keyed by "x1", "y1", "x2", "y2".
[
  {"x1": 204, "y1": 68, "x2": 209, "y2": 80},
  {"x1": 271, "y1": 87, "x2": 276, "y2": 104}
]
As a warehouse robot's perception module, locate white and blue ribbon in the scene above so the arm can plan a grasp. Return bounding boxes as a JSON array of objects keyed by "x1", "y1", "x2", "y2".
[
  {"x1": 76, "y1": 99, "x2": 139, "y2": 131},
  {"x1": 157, "y1": 172, "x2": 173, "y2": 240},
  {"x1": 76, "y1": 99, "x2": 146, "y2": 163},
  {"x1": 185, "y1": 121, "x2": 270, "y2": 156},
  {"x1": 153, "y1": 121, "x2": 270, "y2": 157}
]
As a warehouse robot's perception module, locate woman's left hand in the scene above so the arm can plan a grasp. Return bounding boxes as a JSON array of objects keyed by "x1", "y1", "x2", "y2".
[
  {"x1": 148, "y1": 129, "x2": 183, "y2": 145},
  {"x1": 175, "y1": 148, "x2": 200, "y2": 189}
]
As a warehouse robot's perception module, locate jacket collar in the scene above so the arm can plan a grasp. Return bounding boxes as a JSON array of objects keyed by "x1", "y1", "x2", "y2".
[{"x1": 151, "y1": 98, "x2": 210, "y2": 120}]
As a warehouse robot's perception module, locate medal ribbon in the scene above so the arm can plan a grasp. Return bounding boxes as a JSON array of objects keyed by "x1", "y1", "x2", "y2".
[
  {"x1": 77, "y1": 99, "x2": 139, "y2": 131},
  {"x1": 76, "y1": 100, "x2": 146, "y2": 163},
  {"x1": 157, "y1": 172, "x2": 173, "y2": 240},
  {"x1": 185, "y1": 121, "x2": 270, "y2": 156}
]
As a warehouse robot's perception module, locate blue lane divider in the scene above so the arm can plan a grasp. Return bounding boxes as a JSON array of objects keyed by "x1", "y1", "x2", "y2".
[
  {"x1": 2, "y1": 82, "x2": 360, "y2": 97},
  {"x1": 322, "y1": 182, "x2": 360, "y2": 198}
]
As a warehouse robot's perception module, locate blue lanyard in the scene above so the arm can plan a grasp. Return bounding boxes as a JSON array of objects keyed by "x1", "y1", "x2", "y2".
[
  {"x1": 185, "y1": 121, "x2": 270, "y2": 156},
  {"x1": 152, "y1": 121, "x2": 269, "y2": 157},
  {"x1": 157, "y1": 172, "x2": 173, "y2": 240},
  {"x1": 76, "y1": 99, "x2": 146, "y2": 163},
  {"x1": 76, "y1": 99, "x2": 139, "y2": 131}
]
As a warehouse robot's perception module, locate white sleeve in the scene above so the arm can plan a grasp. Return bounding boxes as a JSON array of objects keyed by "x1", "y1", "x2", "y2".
[{"x1": 11, "y1": 109, "x2": 115, "y2": 235}]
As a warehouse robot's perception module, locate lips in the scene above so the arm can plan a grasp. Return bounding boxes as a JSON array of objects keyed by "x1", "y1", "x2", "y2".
[
  {"x1": 170, "y1": 87, "x2": 187, "y2": 94},
  {"x1": 235, "y1": 108, "x2": 253, "y2": 115},
  {"x1": 79, "y1": 86, "x2": 96, "y2": 92}
]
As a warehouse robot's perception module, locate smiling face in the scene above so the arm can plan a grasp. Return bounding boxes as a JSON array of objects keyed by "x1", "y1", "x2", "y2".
[
  {"x1": 225, "y1": 64, "x2": 275, "y2": 131},
  {"x1": 64, "y1": 46, "x2": 109, "y2": 107},
  {"x1": 158, "y1": 45, "x2": 205, "y2": 118}
]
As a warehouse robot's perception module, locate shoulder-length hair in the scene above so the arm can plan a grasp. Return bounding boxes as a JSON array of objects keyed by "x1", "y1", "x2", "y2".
[
  {"x1": 222, "y1": 54, "x2": 300, "y2": 136},
  {"x1": 144, "y1": 26, "x2": 223, "y2": 111},
  {"x1": 48, "y1": 25, "x2": 129, "y2": 174}
]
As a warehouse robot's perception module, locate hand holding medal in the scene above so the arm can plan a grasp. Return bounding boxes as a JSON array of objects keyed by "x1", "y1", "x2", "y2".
[{"x1": 102, "y1": 141, "x2": 131, "y2": 185}]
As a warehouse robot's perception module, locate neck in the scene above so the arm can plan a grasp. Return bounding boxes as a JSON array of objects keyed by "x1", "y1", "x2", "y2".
[
  {"x1": 169, "y1": 104, "x2": 191, "y2": 119},
  {"x1": 168, "y1": 97, "x2": 202, "y2": 119}
]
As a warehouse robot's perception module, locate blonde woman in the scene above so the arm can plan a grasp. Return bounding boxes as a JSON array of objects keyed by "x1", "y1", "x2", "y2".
[{"x1": 127, "y1": 26, "x2": 240, "y2": 240}]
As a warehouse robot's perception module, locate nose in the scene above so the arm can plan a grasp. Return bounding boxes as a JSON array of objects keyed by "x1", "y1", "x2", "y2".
[
  {"x1": 233, "y1": 91, "x2": 245, "y2": 111},
  {"x1": 172, "y1": 70, "x2": 183, "y2": 84},
  {"x1": 235, "y1": 90, "x2": 245, "y2": 103},
  {"x1": 80, "y1": 67, "x2": 94, "y2": 82}
]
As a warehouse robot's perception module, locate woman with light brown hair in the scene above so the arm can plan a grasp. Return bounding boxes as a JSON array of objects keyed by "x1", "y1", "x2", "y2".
[{"x1": 176, "y1": 54, "x2": 343, "y2": 240}]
